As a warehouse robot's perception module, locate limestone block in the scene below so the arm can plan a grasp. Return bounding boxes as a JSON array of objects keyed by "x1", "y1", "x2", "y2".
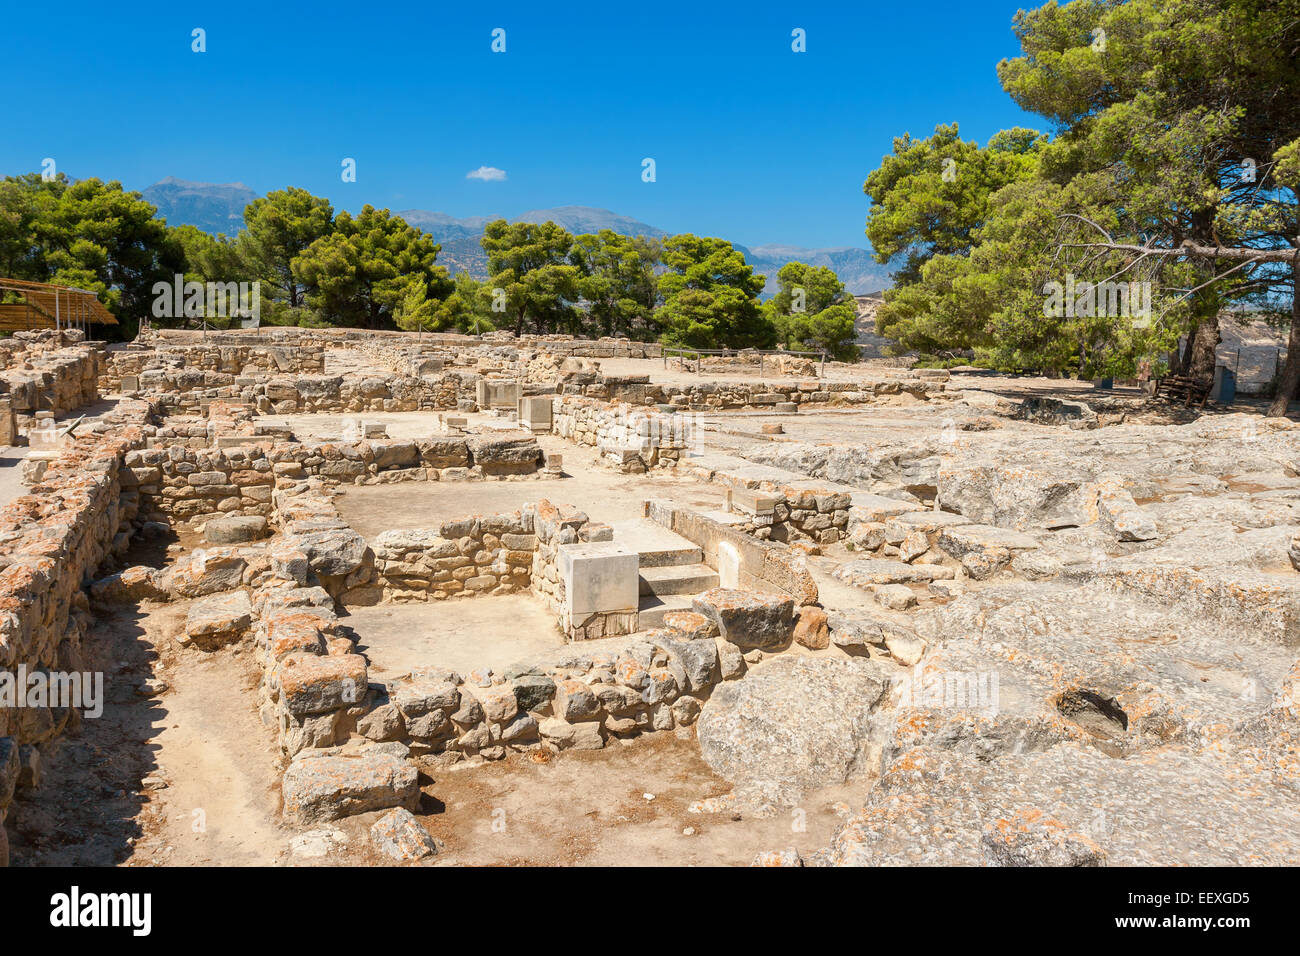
[{"x1": 557, "y1": 542, "x2": 639, "y2": 616}]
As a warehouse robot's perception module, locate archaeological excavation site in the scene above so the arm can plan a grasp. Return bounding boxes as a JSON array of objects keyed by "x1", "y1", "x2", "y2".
[{"x1": 0, "y1": 325, "x2": 1297, "y2": 869}]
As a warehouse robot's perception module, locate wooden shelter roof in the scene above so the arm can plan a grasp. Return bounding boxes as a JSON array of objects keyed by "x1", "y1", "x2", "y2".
[{"x1": 0, "y1": 277, "x2": 118, "y2": 331}]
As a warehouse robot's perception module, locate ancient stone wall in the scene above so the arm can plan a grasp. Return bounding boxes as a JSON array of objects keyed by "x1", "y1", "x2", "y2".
[
  {"x1": 0, "y1": 400, "x2": 150, "y2": 844},
  {"x1": 117, "y1": 369, "x2": 472, "y2": 416},
  {"x1": 564, "y1": 371, "x2": 951, "y2": 409},
  {"x1": 129, "y1": 432, "x2": 544, "y2": 528},
  {"x1": 139, "y1": 327, "x2": 663, "y2": 359},
  {"x1": 0, "y1": 338, "x2": 103, "y2": 425},
  {"x1": 721, "y1": 487, "x2": 853, "y2": 545},
  {"x1": 552, "y1": 395, "x2": 691, "y2": 472},
  {"x1": 371, "y1": 510, "x2": 536, "y2": 602},
  {"x1": 104, "y1": 343, "x2": 327, "y2": 390},
  {"x1": 361, "y1": 624, "x2": 730, "y2": 761}
]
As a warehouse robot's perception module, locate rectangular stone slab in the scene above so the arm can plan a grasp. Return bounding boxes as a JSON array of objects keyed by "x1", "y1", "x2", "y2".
[{"x1": 558, "y1": 542, "x2": 640, "y2": 616}]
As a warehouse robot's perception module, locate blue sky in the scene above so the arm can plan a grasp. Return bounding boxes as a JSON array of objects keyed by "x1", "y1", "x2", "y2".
[{"x1": 3, "y1": 0, "x2": 1039, "y2": 249}]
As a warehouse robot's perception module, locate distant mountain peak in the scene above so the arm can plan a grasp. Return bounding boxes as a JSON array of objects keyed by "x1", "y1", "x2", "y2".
[
  {"x1": 152, "y1": 175, "x2": 254, "y2": 191},
  {"x1": 144, "y1": 182, "x2": 891, "y2": 293},
  {"x1": 143, "y1": 178, "x2": 257, "y2": 235}
]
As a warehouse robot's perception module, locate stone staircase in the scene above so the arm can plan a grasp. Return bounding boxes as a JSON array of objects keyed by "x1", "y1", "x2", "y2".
[{"x1": 609, "y1": 518, "x2": 720, "y2": 628}]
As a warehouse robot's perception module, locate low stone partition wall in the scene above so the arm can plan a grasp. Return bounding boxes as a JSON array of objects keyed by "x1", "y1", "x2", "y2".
[
  {"x1": 363, "y1": 625, "x2": 733, "y2": 762},
  {"x1": 0, "y1": 341, "x2": 103, "y2": 426},
  {"x1": 562, "y1": 371, "x2": 952, "y2": 410},
  {"x1": 256, "y1": 585, "x2": 371, "y2": 757},
  {"x1": 119, "y1": 369, "x2": 473, "y2": 416},
  {"x1": 139, "y1": 327, "x2": 662, "y2": 356},
  {"x1": 104, "y1": 342, "x2": 326, "y2": 390},
  {"x1": 552, "y1": 395, "x2": 692, "y2": 472},
  {"x1": 368, "y1": 496, "x2": 633, "y2": 642},
  {"x1": 720, "y1": 486, "x2": 853, "y2": 545},
  {"x1": 372, "y1": 510, "x2": 537, "y2": 602},
  {"x1": 130, "y1": 431, "x2": 545, "y2": 528},
  {"x1": 0, "y1": 400, "x2": 150, "y2": 860},
  {"x1": 368, "y1": 499, "x2": 618, "y2": 630}
]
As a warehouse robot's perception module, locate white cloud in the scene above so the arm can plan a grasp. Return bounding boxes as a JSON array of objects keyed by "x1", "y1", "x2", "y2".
[{"x1": 466, "y1": 166, "x2": 507, "y2": 182}]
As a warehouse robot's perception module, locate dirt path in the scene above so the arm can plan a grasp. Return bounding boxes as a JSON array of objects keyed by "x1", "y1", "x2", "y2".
[
  {"x1": 414, "y1": 732, "x2": 859, "y2": 866},
  {"x1": 6, "y1": 602, "x2": 287, "y2": 867}
]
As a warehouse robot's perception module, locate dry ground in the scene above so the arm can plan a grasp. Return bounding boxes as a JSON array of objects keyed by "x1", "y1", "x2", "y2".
[{"x1": 10, "y1": 597, "x2": 857, "y2": 868}]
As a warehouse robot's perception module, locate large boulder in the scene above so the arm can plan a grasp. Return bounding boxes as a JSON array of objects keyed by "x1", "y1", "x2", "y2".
[
  {"x1": 692, "y1": 588, "x2": 795, "y2": 650},
  {"x1": 696, "y1": 656, "x2": 889, "y2": 805}
]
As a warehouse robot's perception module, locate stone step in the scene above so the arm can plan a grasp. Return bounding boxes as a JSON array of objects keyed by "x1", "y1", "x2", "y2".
[
  {"x1": 636, "y1": 593, "x2": 695, "y2": 629},
  {"x1": 609, "y1": 518, "x2": 702, "y2": 568},
  {"x1": 638, "y1": 563, "x2": 720, "y2": 597}
]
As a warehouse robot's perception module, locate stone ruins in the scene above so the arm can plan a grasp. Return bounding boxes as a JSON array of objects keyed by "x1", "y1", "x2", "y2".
[{"x1": 1, "y1": 325, "x2": 1298, "y2": 866}]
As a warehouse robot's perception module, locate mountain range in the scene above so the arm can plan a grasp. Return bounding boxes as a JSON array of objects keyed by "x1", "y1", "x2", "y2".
[
  {"x1": 141, "y1": 178, "x2": 891, "y2": 294},
  {"x1": 142, "y1": 177, "x2": 258, "y2": 237}
]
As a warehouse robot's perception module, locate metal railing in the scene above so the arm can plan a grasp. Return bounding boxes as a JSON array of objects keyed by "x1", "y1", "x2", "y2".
[{"x1": 662, "y1": 345, "x2": 827, "y2": 378}]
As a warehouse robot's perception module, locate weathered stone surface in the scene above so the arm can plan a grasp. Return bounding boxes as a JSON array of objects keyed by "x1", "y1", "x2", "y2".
[
  {"x1": 89, "y1": 565, "x2": 166, "y2": 603},
  {"x1": 937, "y1": 524, "x2": 1040, "y2": 559},
  {"x1": 810, "y1": 742, "x2": 1300, "y2": 866},
  {"x1": 1014, "y1": 396, "x2": 1098, "y2": 429},
  {"x1": 292, "y1": 526, "x2": 368, "y2": 577},
  {"x1": 369, "y1": 807, "x2": 437, "y2": 862},
  {"x1": 357, "y1": 703, "x2": 405, "y2": 742},
  {"x1": 692, "y1": 587, "x2": 795, "y2": 650},
  {"x1": 655, "y1": 632, "x2": 721, "y2": 693},
  {"x1": 184, "y1": 590, "x2": 253, "y2": 644},
  {"x1": 792, "y1": 605, "x2": 830, "y2": 649},
  {"x1": 884, "y1": 629, "x2": 926, "y2": 665},
  {"x1": 539, "y1": 717, "x2": 605, "y2": 750},
  {"x1": 751, "y1": 848, "x2": 804, "y2": 867},
  {"x1": 696, "y1": 656, "x2": 888, "y2": 805},
  {"x1": 203, "y1": 514, "x2": 269, "y2": 544},
  {"x1": 661, "y1": 610, "x2": 719, "y2": 640},
  {"x1": 553, "y1": 679, "x2": 600, "y2": 721},
  {"x1": 465, "y1": 430, "x2": 542, "y2": 474},
  {"x1": 161, "y1": 550, "x2": 247, "y2": 598},
  {"x1": 1095, "y1": 485, "x2": 1158, "y2": 542},
  {"x1": 827, "y1": 611, "x2": 920, "y2": 653},
  {"x1": 833, "y1": 559, "x2": 954, "y2": 589},
  {"x1": 281, "y1": 750, "x2": 419, "y2": 824},
  {"x1": 279, "y1": 654, "x2": 368, "y2": 716},
  {"x1": 981, "y1": 810, "x2": 1106, "y2": 866},
  {"x1": 510, "y1": 674, "x2": 557, "y2": 712},
  {"x1": 875, "y1": 583, "x2": 917, "y2": 610}
]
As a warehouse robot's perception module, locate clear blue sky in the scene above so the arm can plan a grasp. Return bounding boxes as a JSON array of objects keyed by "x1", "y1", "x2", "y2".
[{"x1": 3, "y1": 0, "x2": 1039, "y2": 249}]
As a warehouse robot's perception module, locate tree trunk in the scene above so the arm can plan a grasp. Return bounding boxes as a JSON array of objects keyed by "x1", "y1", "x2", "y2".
[
  {"x1": 1185, "y1": 311, "x2": 1220, "y2": 389},
  {"x1": 1267, "y1": 258, "x2": 1300, "y2": 417}
]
